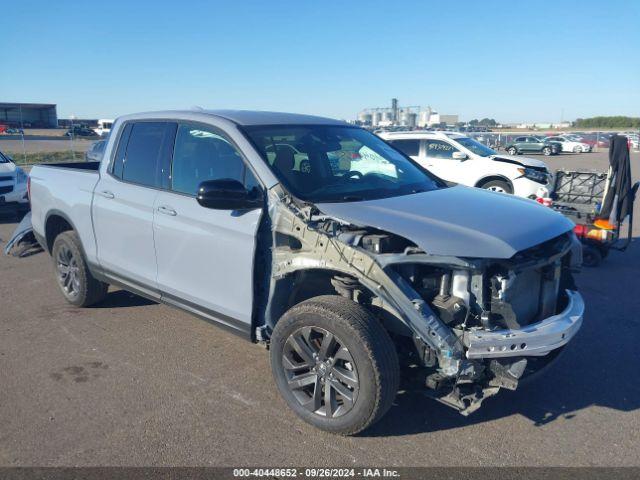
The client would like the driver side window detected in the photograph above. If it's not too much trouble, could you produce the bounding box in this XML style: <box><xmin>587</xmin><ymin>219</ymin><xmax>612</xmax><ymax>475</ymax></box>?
<box><xmin>425</xmin><ymin>140</ymin><xmax>458</xmax><ymax>159</ymax></box>
<box><xmin>171</xmin><ymin>123</ymin><xmax>258</xmax><ymax>196</ymax></box>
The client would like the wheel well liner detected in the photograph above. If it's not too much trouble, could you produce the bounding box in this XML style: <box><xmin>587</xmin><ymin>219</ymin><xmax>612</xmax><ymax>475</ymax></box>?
<box><xmin>265</xmin><ymin>268</ymin><xmax>412</xmax><ymax>339</ymax></box>
<box><xmin>44</xmin><ymin>211</ymin><xmax>75</xmax><ymax>253</ymax></box>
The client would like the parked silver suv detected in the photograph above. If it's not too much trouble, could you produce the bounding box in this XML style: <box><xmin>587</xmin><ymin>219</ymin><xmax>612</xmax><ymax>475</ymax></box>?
<box><xmin>20</xmin><ymin>110</ymin><xmax>584</xmax><ymax>434</ymax></box>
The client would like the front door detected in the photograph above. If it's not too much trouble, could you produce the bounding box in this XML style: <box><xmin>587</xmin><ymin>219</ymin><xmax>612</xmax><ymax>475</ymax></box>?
<box><xmin>153</xmin><ymin>122</ymin><xmax>263</xmax><ymax>332</ymax></box>
<box><xmin>422</xmin><ymin>139</ymin><xmax>466</xmax><ymax>183</ymax></box>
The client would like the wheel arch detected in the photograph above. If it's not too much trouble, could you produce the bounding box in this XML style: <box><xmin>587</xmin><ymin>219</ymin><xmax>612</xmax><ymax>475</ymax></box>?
<box><xmin>265</xmin><ymin>268</ymin><xmax>411</xmax><ymax>338</ymax></box>
<box><xmin>44</xmin><ymin>209</ymin><xmax>77</xmax><ymax>253</ymax></box>
<box><xmin>474</xmin><ymin>175</ymin><xmax>514</xmax><ymax>191</ymax></box>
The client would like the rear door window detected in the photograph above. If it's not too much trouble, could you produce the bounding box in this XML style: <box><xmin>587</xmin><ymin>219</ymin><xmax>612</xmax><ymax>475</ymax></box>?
<box><xmin>121</xmin><ymin>122</ymin><xmax>173</xmax><ymax>188</ymax></box>
<box><xmin>388</xmin><ymin>139</ymin><xmax>420</xmax><ymax>157</ymax></box>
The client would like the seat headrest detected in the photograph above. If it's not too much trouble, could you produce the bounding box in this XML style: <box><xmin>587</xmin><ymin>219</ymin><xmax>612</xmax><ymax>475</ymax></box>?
<box><xmin>274</xmin><ymin>146</ymin><xmax>295</xmax><ymax>172</ymax></box>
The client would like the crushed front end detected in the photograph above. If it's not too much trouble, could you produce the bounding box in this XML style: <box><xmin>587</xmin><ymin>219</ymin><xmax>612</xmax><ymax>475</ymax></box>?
<box><xmin>265</xmin><ymin>190</ymin><xmax>584</xmax><ymax>415</ymax></box>
<box><xmin>385</xmin><ymin>231</ymin><xmax>584</xmax><ymax>414</ymax></box>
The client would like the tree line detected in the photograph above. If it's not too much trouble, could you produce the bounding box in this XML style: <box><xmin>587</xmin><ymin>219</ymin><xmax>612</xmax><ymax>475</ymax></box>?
<box><xmin>573</xmin><ymin>116</ymin><xmax>640</xmax><ymax>128</ymax></box>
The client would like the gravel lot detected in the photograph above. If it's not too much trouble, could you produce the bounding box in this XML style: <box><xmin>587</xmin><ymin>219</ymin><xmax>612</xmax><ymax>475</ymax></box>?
<box><xmin>0</xmin><ymin>151</ymin><xmax>638</xmax><ymax>467</ymax></box>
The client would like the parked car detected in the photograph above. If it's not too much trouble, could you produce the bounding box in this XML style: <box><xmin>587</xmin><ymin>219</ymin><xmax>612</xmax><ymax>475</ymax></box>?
<box><xmin>503</xmin><ymin>136</ymin><xmax>560</xmax><ymax>156</ymax></box>
<box><xmin>14</xmin><ymin>110</ymin><xmax>584</xmax><ymax>435</ymax></box>
<box><xmin>544</xmin><ymin>136</ymin><xmax>592</xmax><ymax>153</ymax></box>
<box><xmin>379</xmin><ymin>131</ymin><xmax>552</xmax><ymax>197</ymax></box>
<box><xmin>65</xmin><ymin>125</ymin><xmax>97</xmax><ymax>137</ymax></box>
<box><xmin>93</xmin><ymin>119</ymin><xmax>114</xmax><ymax>137</ymax></box>
<box><xmin>0</xmin><ymin>150</ymin><xmax>29</xmax><ymax>215</ymax></box>
<box><xmin>85</xmin><ymin>139</ymin><xmax>107</xmax><ymax>162</ymax></box>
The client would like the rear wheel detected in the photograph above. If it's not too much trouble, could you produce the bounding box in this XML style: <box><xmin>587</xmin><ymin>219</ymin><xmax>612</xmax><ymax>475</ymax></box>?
<box><xmin>480</xmin><ymin>179</ymin><xmax>513</xmax><ymax>194</ymax></box>
<box><xmin>270</xmin><ymin>295</ymin><xmax>399</xmax><ymax>435</ymax></box>
<box><xmin>52</xmin><ymin>231</ymin><xmax>108</xmax><ymax>307</ymax></box>
<box><xmin>507</xmin><ymin>146</ymin><xmax>518</xmax><ymax>155</ymax></box>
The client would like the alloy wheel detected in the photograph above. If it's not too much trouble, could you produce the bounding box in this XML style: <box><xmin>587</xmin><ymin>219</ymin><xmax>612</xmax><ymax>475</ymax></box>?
<box><xmin>282</xmin><ymin>326</ymin><xmax>359</xmax><ymax>418</ymax></box>
<box><xmin>486</xmin><ymin>185</ymin><xmax>507</xmax><ymax>193</ymax></box>
<box><xmin>56</xmin><ymin>244</ymin><xmax>81</xmax><ymax>298</ymax></box>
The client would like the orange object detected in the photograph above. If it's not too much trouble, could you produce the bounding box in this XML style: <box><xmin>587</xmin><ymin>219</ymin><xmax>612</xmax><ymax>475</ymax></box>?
<box><xmin>593</xmin><ymin>218</ymin><xmax>616</xmax><ymax>230</ymax></box>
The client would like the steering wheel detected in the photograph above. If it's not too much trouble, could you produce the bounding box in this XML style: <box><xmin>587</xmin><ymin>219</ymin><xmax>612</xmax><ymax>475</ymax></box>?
<box><xmin>340</xmin><ymin>171</ymin><xmax>363</xmax><ymax>181</ymax></box>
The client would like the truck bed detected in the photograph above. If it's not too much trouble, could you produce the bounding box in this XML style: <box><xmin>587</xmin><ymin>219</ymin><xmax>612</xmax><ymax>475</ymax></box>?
<box><xmin>38</xmin><ymin>161</ymin><xmax>101</xmax><ymax>171</ymax></box>
<box><xmin>29</xmin><ymin>161</ymin><xmax>102</xmax><ymax>262</ymax></box>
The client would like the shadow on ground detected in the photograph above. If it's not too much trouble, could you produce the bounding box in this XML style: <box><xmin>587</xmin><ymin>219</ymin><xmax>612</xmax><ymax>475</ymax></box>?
<box><xmin>365</xmin><ymin>241</ymin><xmax>640</xmax><ymax>437</ymax></box>
<box><xmin>90</xmin><ymin>289</ymin><xmax>157</xmax><ymax>308</ymax></box>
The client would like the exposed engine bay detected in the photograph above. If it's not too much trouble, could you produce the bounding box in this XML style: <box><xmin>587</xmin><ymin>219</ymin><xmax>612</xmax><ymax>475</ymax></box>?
<box><xmin>259</xmin><ymin>186</ymin><xmax>584</xmax><ymax>415</ymax></box>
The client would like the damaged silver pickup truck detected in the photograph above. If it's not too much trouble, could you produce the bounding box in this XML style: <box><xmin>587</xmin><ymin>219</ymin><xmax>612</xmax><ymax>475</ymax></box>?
<box><xmin>11</xmin><ymin>110</ymin><xmax>584</xmax><ymax>435</ymax></box>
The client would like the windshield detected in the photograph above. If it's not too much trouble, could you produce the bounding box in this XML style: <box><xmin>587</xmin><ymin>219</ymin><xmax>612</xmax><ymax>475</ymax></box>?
<box><xmin>0</xmin><ymin>151</ymin><xmax>9</xmax><ymax>163</ymax></box>
<box><xmin>454</xmin><ymin>137</ymin><xmax>496</xmax><ymax>157</ymax></box>
<box><xmin>244</xmin><ymin>125</ymin><xmax>442</xmax><ymax>203</ymax></box>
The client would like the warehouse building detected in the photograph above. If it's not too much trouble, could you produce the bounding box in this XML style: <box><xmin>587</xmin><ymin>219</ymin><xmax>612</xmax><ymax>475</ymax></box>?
<box><xmin>0</xmin><ymin>102</ymin><xmax>58</xmax><ymax>128</ymax></box>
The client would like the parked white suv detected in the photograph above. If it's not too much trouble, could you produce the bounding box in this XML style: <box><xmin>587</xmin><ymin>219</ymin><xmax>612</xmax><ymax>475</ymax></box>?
<box><xmin>545</xmin><ymin>136</ymin><xmax>592</xmax><ymax>153</ymax></box>
<box><xmin>0</xmin><ymin>150</ymin><xmax>29</xmax><ymax>215</ymax></box>
<box><xmin>378</xmin><ymin>131</ymin><xmax>551</xmax><ymax>198</ymax></box>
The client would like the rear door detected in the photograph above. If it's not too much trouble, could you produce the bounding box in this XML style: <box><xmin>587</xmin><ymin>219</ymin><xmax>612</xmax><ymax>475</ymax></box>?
<box><xmin>152</xmin><ymin>122</ymin><xmax>263</xmax><ymax>332</ymax></box>
<box><xmin>387</xmin><ymin>139</ymin><xmax>421</xmax><ymax>161</ymax></box>
<box><xmin>515</xmin><ymin>137</ymin><xmax>529</xmax><ymax>151</ymax></box>
<box><xmin>92</xmin><ymin>121</ymin><xmax>175</xmax><ymax>292</ymax></box>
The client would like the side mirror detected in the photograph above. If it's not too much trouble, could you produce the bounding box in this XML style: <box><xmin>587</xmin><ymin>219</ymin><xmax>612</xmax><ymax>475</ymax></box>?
<box><xmin>196</xmin><ymin>179</ymin><xmax>263</xmax><ymax>210</ymax></box>
<box><xmin>452</xmin><ymin>151</ymin><xmax>468</xmax><ymax>160</ymax></box>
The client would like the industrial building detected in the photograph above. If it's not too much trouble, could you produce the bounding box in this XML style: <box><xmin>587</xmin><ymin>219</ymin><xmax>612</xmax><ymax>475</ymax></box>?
<box><xmin>0</xmin><ymin>102</ymin><xmax>58</xmax><ymax>128</ymax></box>
<box><xmin>357</xmin><ymin>98</ymin><xmax>458</xmax><ymax>128</ymax></box>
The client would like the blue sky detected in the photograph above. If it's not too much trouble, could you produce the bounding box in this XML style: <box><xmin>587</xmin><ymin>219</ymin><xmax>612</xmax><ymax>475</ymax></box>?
<box><xmin>2</xmin><ymin>0</ymin><xmax>639</xmax><ymax>123</ymax></box>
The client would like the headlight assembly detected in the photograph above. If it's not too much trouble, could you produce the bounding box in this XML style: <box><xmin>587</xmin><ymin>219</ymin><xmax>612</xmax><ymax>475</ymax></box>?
<box><xmin>518</xmin><ymin>167</ymin><xmax>549</xmax><ymax>184</ymax></box>
<box><xmin>16</xmin><ymin>168</ymin><xmax>28</xmax><ymax>184</ymax></box>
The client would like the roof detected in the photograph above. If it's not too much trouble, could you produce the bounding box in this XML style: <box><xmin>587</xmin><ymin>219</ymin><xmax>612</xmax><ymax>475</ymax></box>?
<box><xmin>200</xmin><ymin>109</ymin><xmax>347</xmax><ymax>126</ymax></box>
<box><xmin>121</xmin><ymin>109</ymin><xmax>345</xmax><ymax>126</ymax></box>
<box><xmin>117</xmin><ymin>109</ymin><xmax>349</xmax><ymax>128</ymax></box>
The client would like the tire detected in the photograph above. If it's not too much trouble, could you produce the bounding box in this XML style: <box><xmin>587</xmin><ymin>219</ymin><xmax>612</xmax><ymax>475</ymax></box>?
<box><xmin>542</xmin><ymin>146</ymin><xmax>552</xmax><ymax>156</ymax></box>
<box><xmin>270</xmin><ymin>295</ymin><xmax>399</xmax><ymax>435</ymax></box>
<box><xmin>51</xmin><ymin>231</ymin><xmax>108</xmax><ymax>307</ymax></box>
<box><xmin>480</xmin><ymin>179</ymin><xmax>513</xmax><ymax>194</ymax></box>
<box><xmin>581</xmin><ymin>244</ymin><xmax>602</xmax><ymax>267</ymax></box>
<box><xmin>507</xmin><ymin>147</ymin><xmax>518</xmax><ymax>155</ymax></box>
<box><xmin>573</xmin><ymin>145</ymin><xmax>583</xmax><ymax>153</ymax></box>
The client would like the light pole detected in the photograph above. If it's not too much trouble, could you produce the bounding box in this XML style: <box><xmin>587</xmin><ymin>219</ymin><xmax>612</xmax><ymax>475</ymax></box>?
<box><xmin>69</xmin><ymin>115</ymin><xmax>76</xmax><ymax>160</ymax></box>
<box><xmin>19</xmin><ymin>104</ymin><xmax>26</xmax><ymax>164</ymax></box>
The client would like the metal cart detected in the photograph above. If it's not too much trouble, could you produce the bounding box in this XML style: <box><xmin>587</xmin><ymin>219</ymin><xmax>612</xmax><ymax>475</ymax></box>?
<box><xmin>550</xmin><ymin>138</ymin><xmax>638</xmax><ymax>267</ymax></box>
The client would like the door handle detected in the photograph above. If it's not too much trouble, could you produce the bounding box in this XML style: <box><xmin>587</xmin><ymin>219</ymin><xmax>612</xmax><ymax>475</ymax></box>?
<box><xmin>157</xmin><ymin>205</ymin><xmax>177</xmax><ymax>216</ymax></box>
<box><xmin>97</xmin><ymin>190</ymin><xmax>115</xmax><ymax>199</ymax></box>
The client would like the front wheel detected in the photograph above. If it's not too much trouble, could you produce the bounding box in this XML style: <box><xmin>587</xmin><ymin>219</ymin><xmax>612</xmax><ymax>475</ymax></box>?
<box><xmin>573</xmin><ymin>145</ymin><xmax>583</xmax><ymax>153</ymax></box>
<box><xmin>480</xmin><ymin>179</ymin><xmax>513</xmax><ymax>194</ymax></box>
<box><xmin>270</xmin><ymin>295</ymin><xmax>399</xmax><ymax>435</ymax></box>
<box><xmin>542</xmin><ymin>146</ymin><xmax>552</xmax><ymax>156</ymax></box>
<box><xmin>52</xmin><ymin>231</ymin><xmax>109</xmax><ymax>307</ymax></box>
<box><xmin>507</xmin><ymin>147</ymin><xmax>518</xmax><ymax>155</ymax></box>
